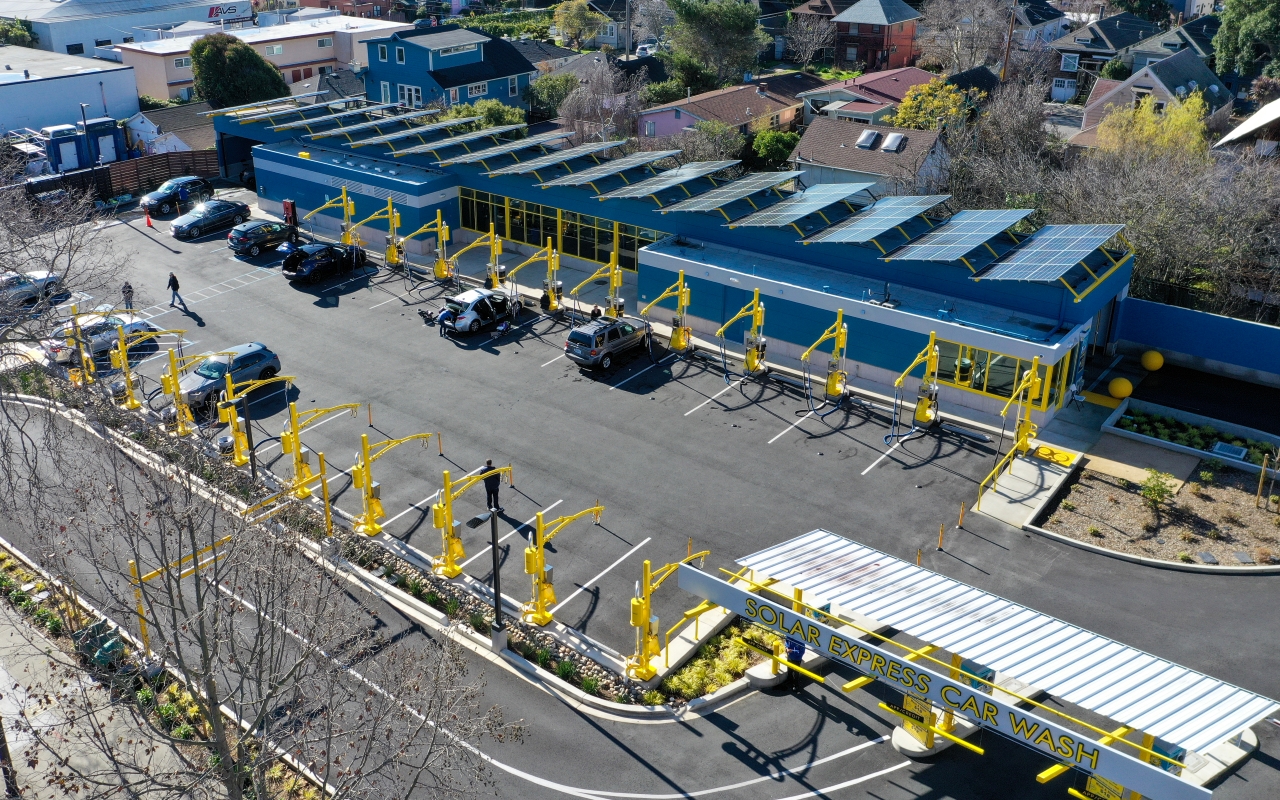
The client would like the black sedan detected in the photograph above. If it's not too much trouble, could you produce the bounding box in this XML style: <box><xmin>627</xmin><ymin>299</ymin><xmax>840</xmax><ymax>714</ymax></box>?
<box><xmin>281</xmin><ymin>243</ymin><xmax>366</xmax><ymax>283</ymax></box>
<box><xmin>170</xmin><ymin>200</ymin><xmax>251</xmax><ymax>239</ymax></box>
<box><xmin>228</xmin><ymin>219</ymin><xmax>298</xmax><ymax>256</ymax></box>
<box><xmin>140</xmin><ymin>176</ymin><xmax>212</xmax><ymax>215</ymax></box>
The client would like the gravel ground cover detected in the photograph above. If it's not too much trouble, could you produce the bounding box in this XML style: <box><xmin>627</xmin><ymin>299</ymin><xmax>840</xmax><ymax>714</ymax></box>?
<box><xmin>1038</xmin><ymin>459</ymin><xmax>1280</xmax><ymax>566</ymax></box>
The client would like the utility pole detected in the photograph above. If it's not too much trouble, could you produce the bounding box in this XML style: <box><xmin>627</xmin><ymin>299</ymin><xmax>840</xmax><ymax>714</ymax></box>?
<box><xmin>999</xmin><ymin>4</ymin><xmax>1018</xmax><ymax>82</ymax></box>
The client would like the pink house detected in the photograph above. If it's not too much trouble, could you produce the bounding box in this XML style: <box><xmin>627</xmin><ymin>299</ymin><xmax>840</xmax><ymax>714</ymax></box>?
<box><xmin>637</xmin><ymin>73</ymin><xmax>827</xmax><ymax>138</ymax></box>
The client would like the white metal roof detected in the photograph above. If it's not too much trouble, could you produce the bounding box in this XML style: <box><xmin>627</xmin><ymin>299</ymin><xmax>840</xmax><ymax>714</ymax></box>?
<box><xmin>1214</xmin><ymin>96</ymin><xmax>1280</xmax><ymax>148</ymax></box>
<box><xmin>737</xmin><ymin>529</ymin><xmax>1277</xmax><ymax>754</ymax></box>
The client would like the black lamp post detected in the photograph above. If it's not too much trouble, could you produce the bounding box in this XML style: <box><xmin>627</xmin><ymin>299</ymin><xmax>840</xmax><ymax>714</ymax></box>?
<box><xmin>465</xmin><ymin>509</ymin><xmax>505</xmax><ymax>650</ymax></box>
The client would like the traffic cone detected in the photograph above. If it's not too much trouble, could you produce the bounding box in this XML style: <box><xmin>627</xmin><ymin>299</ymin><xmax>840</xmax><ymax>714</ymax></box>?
<box><xmin>144</xmin><ymin>207</ymin><xmax>153</xmax><ymax>228</ymax></box>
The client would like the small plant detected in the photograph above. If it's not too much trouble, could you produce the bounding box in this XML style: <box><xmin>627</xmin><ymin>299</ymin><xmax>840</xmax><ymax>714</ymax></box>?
<box><xmin>1087</xmin><ymin>526</ymin><xmax>1104</xmax><ymax>538</ymax></box>
<box><xmin>556</xmin><ymin>660</ymin><xmax>577</xmax><ymax>680</ymax></box>
<box><xmin>1206</xmin><ymin>458</ymin><xmax>1224</xmax><ymax>472</ymax></box>
<box><xmin>1220</xmin><ymin>511</ymin><xmax>1242</xmax><ymax>525</ymax></box>
<box><xmin>642</xmin><ymin>689</ymin><xmax>666</xmax><ymax>706</ymax></box>
<box><xmin>1107</xmin><ymin>494</ymin><xmax>1119</xmax><ymax>504</ymax></box>
<box><xmin>424</xmin><ymin>591</ymin><xmax>441</xmax><ymax>608</ymax></box>
<box><xmin>469</xmin><ymin>612</ymin><xmax>490</xmax><ymax>635</ymax></box>
<box><xmin>444</xmin><ymin>597</ymin><xmax>461</xmax><ymax>617</ymax></box>
<box><xmin>136</xmin><ymin>687</ymin><xmax>155</xmax><ymax>707</ymax></box>
<box><xmin>156</xmin><ymin>703</ymin><xmax>179</xmax><ymax>727</ymax></box>
<box><xmin>535</xmin><ymin>648</ymin><xmax>552</xmax><ymax>668</ymax></box>
<box><xmin>1184</xmin><ymin>482</ymin><xmax>1199</xmax><ymax>495</ymax></box>
<box><xmin>1177</xmin><ymin>552</ymin><xmax>1194</xmax><ymax>563</ymax></box>
<box><xmin>1117</xmin><ymin>478</ymin><xmax>1131</xmax><ymax>489</ymax></box>
<box><xmin>1271</xmin><ymin>495</ymin><xmax>1280</xmax><ymax>508</ymax></box>
<box><xmin>172</xmin><ymin>723</ymin><xmax>195</xmax><ymax>740</ymax></box>
<box><xmin>1142</xmin><ymin>521</ymin><xmax>1157</xmax><ymax>533</ymax></box>
<box><xmin>406</xmin><ymin>579</ymin><xmax>425</xmax><ymax>598</ymax></box>
<box><xmin>1206</xmin><ymin>529</ymin><xmax>1223</xmax><ymax>540</ymax></box>
<box><xmin>1199</xmin><ymin>471</ymin><xmax>1215</xmax><ymax>485</ymax></box>
<box><xmin>1140</xmin><ymin>469</ymin><xmax>1176</xmax><ymax>510</ymax></box>
<box><xmin>17</xmin><ymin>599</ymin><xmax>35</xmax><ymax>614</ymax></box>
<box><xmin>34</xmin><ymin>607</ymin><xmax>54</xmax><ymax>625</ymax></box>
<box><xmin>581</xmin><ymin>676</ymin><xmax>600</xmax><ymax>695</ymax></box>
<box><xmin>44</xmin><ymin>616</ymin><xmax>62</xmax><ymax>636</ymax></box>
<box><xmin>1256</xmin><ymin>547</ymin><xmax>1275</xmax><ymax>564</ymax></box>
<box><xmin>1060</xmin><ymin>500</ymin><xmax>1077</xmax><ymax>511</ymax></box>
<box><xmin>8</xmin><ymin>589</ymin><xmax>26</xmax><ymax>605</ymax></box>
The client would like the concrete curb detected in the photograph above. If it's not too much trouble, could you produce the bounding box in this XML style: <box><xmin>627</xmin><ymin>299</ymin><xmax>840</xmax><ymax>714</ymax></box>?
<box><xmin>1021</xmin><ymin>523</ymin><xmax>1280</xmax><ymax>575</ymax></box>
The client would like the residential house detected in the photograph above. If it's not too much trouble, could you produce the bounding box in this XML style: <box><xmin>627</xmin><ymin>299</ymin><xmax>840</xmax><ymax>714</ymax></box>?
<box><xmin>946</xmin><ymin>65</ymin><xmax>1000</xmax><ymax>98</ymax></box>
<box><xmin>1124</xmin><ymin>15</ymin><xmax>1250</xmax><ymax>100</ymax></box>
<box><xmin>509</xmin><ymin>38</ymin><xmax>583</xmax><ymax>75</ymax></box>
<box><xmin>295</xmin><ymin>0</ymin><xmax>411</xmax><ymax>23</ymax></box>
<box><xmin>362</xmin><ymin>25</ymin><xmax>538</xmax><ymax>109</ymax></box>
<box><xmin>290</xmin><ymin>68</ymin><xmax>370</xmax><ymax>99</ymax></box>
<box><xmin>1048</xmin><ymin>12</ymin><xmax>1161</xmax><ymax>102</ymax></box>
<box><xmin>832</xmin><ymin>0</ymin><xmax>920</xmax><ymax>70</ymax></box>
<box><xmin>795</xmin><ymin>66</ymin><xmax>935</xmax><ymax>124</ymax></box>
<box><xmin>124</xmin><ymin>101</ymin><xmax>215</xmax><ymax>154</ymax></box>
<box><xmin>1069</xmin><ymin>48</ymin><xmax>1234</xmax><ymax>148</ymax></box>
<box><xmin>551</xmin><ymin>53</ymin><xmax>668</xmax><ymax>84</ymax></box>
<box><xmin>114</xmin><ymin>17</ymin><xmax>414</xmax><ymax>100</ymax></box>
<box><xmin>637</xmin><ymin>73</ymin><xmax>827</xmax><ymax>138</ymax></box>
<box><xmin>1213</xmin><ymin>96</ymin><xmax>1280</xmax><ymax>156</ymax></box>
<box><xmin>792</xmin><ymin>0</ymin><xmax>858</xmax><ymax>23</ymax></box>
<box><xmin>587</xmin><ymin>0</ymin><xmax>625</xmax><ymax>50</ymax></box>
<box><xmin>789</xmin><ymin>116</ymin><xmax>947</xmax><ymax>192</ymax></box>
<box><xmin>1014</xmin><ymin>0</ymin><xmax>1068</xmax><ymax>47</ymax></box>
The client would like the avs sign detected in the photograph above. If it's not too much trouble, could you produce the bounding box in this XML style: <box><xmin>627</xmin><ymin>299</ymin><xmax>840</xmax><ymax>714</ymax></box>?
<box><xmin>676</xmin><ymin>566</ymin><xmax>1211</xmax><ymax>800</ymax></box>
<box><xmin>207</xmin><ymin>3</ymin><xmax>252</xmax><ymax>23</ymax></box>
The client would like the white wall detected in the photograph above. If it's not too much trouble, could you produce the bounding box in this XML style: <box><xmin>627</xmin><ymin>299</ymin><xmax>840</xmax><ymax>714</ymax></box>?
<box><xmin>31</xmin><ymin>5</ymin><xmax>220</xmax><ymax>57</ymax></box>
<box><xmin>0</xmin><ymin>69</ymin><xmax>140</xmax><ymax>134</ymax></box>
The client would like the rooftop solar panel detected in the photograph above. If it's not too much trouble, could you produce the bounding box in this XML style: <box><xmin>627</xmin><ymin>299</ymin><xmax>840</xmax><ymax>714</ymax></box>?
<box><xmin>973</xmin><ymin>224</ymin><xmax>1126</xmax><ymax>282</ymax></box>
<box><xmin>803</xmin><ymin>195</ymin><xmax>951</xmax><ymax>244</ymax></box>
<box><xmin>539</xmin><ymin>150</ymin><xmax>682</xmax><ymax>187</ymax></box>
<box><xmin>350</xmin><ymin>117</ymin><xmax>481</xmax><ymax>148</ymax></box>
<box><xmin>596</xmin><ymin>161</ymin><xmax>740</xmax><ymax>199</ymax></box>
<box><xmin>203</xmin><ymin>91</ymin><xmax>328</xmax><ymax>116</ymax></box>
<box><xmin>269</xmin><ymin>103</ymin><xmax>398</xmax><ymax>131</ymax></box>
<box><xmin>659</xmin><ymin>171</ymin><xmax>804</xmax><ymax>213</ymax></box>
<box><xmin>304</xmin><ymin>108</ymin><xmax>443</xmax><ymax>139</ymax></box>
<box><xmin>727</xmin><ymin>183</ymin><xmax>874</xmax><ymax>227</ymax></box>
<box><xmin>883</xmin><ymin>208</ymin><xmax>1034</xmax><ymax>262</ymax></box>
<box><xmin>392</xmin><ymin>124</ymin><xmax>529</xmax><ymax>157</ymax></box>
<box><xmin>439</xmin><ymin>131</ymin><xmax>572</xmax><ymax>164</ymax></box>
<box><xmin>487</xmin><ymin>140</ymin><xmax>622</xmax><ymax>176</ymax></box>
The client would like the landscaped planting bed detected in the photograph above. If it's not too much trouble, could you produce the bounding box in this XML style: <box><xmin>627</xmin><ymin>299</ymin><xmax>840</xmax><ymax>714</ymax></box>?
<box><xmin>1038</xmin><ymin>460</ymin><xmax>1280</xmax><ymax>566</ymax></box>
<box><xmin>651</xmin><ymin>620</ymin><xmax>780</xmax><ymax>706</ymax></box>
<box><xmin>1114</xmin><ymin>408</ymin><xmax>1275</xmax><ymax>466</ymax></box>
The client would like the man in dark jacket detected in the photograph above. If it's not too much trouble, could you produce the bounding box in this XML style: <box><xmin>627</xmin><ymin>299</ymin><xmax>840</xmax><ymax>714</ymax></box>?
<box><xmin>167</xmin><ymin>273</ymin><xmax>186</xmax><ymax>309</ymax></box>
<box><xmin>482</xmin><ymin>459</ymin><xmax>502</xmax><ymax>512</ymax></box>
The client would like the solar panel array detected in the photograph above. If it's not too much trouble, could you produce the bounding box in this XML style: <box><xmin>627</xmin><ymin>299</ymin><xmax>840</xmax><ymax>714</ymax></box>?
<box><xmin>435</xmin><ymin>130</ymin><xmax>564</xmax><ymax>163</ymax></box>
<box><xmin>540</xmin><ymin>150</ymin><xmax>682</xmax><ymax>187</ymax></box>
<box><xmin>803</xmin><ymin>195</ymin><xmax>950</xmax><ymax>244</ymax></box>
<box><xmin>205</xmin><ymin>91</ymin><xmax>328</xmax><ymax>116</ymax></box>
<box><xmin>974</xmin><ymin>224</ymin><xmax>1126</xmax><ymax>282</ymax></box>
<box><xmin>596</xmin><ymin>161</ymin><xmax>740</xmax><ymax>200</ymax></box>
<box><xmin>659</xmin><ymin>171</ymin><xmax>803</xmax><ymax>213</ymax></box>
<box><xmin>883</xmin><ymin>208</ymin><xmax>1034</xmax><ymax>262</ymax></box>
<box><xmin>304</xmin><ymin>109</ymin><xmax>443</xmax><ymax>139</ymax></box>
<box><xmin>487</xmin><ymin>140</ymin><xmax>621</xmax><ymax>176</ymax></box>
<box><xmin>728</xmin><ymin>183</ymin><xmax>874</xmax><ymax>227</ymax></box>
<box><xmin>270</xmin><ymin>103</ymin><xmax>399</xmax><ymax>131</ymax></box>
<box><xmin>232</xmin><ymin>102</ymin><xmax>312</xmax><ymax>122</ymax></box>
<box><xmin>351</xmin><ymin>118</ymin><xmax>466</xmax><ymax>148</ymax></box>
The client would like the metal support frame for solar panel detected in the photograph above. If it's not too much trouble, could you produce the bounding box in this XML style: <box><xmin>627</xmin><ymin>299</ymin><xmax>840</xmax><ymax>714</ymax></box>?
<box><xmin>658</xmin><ymin>171</ymin><xmax>804</xmax><ymax>218</ymax></box>
<box><xmin>393</xmin><ymin>124</ymin><xmax>525</xmax><ymax>158</ymax></box>
<box><xmin>234</xmin><ymin>100</ymin><xmax>330</xmax><ymax>123</ymax></box>
<box><xmin>540</xmin><ymin>150</ymin><xmax>682</xmax><ymax>188</ymax></box>
<box><xmin>201</xmin><ymin>91</ymin><xmax>328</xmax><ymax>116</ymax></box>
<box><xmin>880</xmin><ymin>208</ymin><xmax>1034</xmax><ymax>266</ymax></box>
<box><xmin>727</xmin><ymin>183</ymin><xmax>874</xmax><ymax>231</ymax></box>
<box><xmin>305</xmin><ymin>108</ymin><xmax>444</xmax><ymax>139</ymax></box>
<box><xmin>348</xmin><ymin>115</ymin><xmax>471</xmax><ymax>148</ymax></box>
<box><xmin>269</xmin><ymin>103</ymin><xmax>399</xmax><ymax>132</ymax></box>
<box><xmin>973</xmin><ymin>224</ymin><xmax>1129</xmax><ymax>303</ymax></box>
<box><xmin>802</xmin><ymin>195</ymin><xmax>951</xmax><ymax>250</ymax></box>
<box><xmin>486</xmin><ymin>140</ymin><xmax>622</xmax><ymax>176</ymax></box>
<box><xmin>436</xmin><ymin>131</ymin><xmax>572</xmax><ymax>165</ymax></box>
<box><xmin>595</xmin><ymin>160</ymin><xmax>740</xmax><ymax>202</ymax></box>
<box><xmin>738</xmin><ymin>529</ymin><xmax>1278</xmax><ymax>761</ymax></box>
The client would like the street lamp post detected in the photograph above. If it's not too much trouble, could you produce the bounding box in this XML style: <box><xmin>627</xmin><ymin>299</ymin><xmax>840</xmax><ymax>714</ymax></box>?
<box><xmin>465</xmin><ymin>509</ymin><xmax>506</xmax><ymax>651</ymax></box>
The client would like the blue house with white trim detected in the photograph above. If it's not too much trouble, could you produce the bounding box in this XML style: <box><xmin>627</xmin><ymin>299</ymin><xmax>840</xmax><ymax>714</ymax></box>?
<box><xmin>361</xmin><ymin>25</ymin><xmax>538</xmax><ymax>110</ymax></box>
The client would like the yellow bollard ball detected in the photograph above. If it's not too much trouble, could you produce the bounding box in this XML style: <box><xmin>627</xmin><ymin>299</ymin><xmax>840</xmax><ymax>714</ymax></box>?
<box><xmin>1108</xmin><ymin>377</ymin><xmax>1133</xmax><ymax>399</ymax></box>
<box><xmin>1141</xmin><ymin>350</ymin><xmax>1164</xmax><ymax>371</ymax></box>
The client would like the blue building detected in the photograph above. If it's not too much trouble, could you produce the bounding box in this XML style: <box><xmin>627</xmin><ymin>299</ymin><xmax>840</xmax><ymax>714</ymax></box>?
<box><xmin>215</xmin><ymin>96</ymin><xmax>1135</xmax><ymax>424</ymax></box>
<box><xmin>361</xmin><ymin>25</ymin><xmax>537</xmax><ymax>110</ymax></box>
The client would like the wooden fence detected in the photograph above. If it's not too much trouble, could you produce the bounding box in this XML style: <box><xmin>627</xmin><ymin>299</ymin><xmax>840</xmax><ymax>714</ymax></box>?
<box><xmin>25</xmin><ymin>150</ymin><xmax>221</xmax><ymax>200</ymax></box>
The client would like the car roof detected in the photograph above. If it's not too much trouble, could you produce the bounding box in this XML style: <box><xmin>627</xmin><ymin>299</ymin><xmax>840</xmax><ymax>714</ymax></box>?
<box><xmin>298</xmin><ymin>242</ymin><xmax>332</xmax><ymax>253</ymax></box>
<box><xmin>238</xmin><ymin>219</ymin><xmax>271</xmax><ymax>228</ymax></box>
<box><xmin>204</xmin><ymin>342</ymin><xmax>267</xmax><ymax>361</ymax></box>
<box><xmin>452</xmin><ymin>288</ymin><xmax>495</xmax><ymax>303</ymax></box>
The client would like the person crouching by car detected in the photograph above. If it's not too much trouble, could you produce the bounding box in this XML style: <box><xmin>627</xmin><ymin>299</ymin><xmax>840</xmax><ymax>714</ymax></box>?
<box><xmin>436</xmin><ymin>306</ymin><xmax>454</xmax><ymax>337</ymax></box>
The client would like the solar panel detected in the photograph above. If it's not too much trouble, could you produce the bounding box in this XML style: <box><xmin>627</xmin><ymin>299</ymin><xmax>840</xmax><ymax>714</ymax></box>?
<box><xmin>539</xmin><ymin>150</ymin><xmax>682</xmax><ymax>187</ymax></box>
<box><xmin>487</xmin><ymin>140</ymin><xmax>622</xmax><ymax>176</ymax></box>
<box><xmin>233</xmin><ymin>102</ymin><xmax>319</xmax><ymax>122</ymax></box>
<box><xmin>270</xmin><ymin>103</ymin><xmax>399</xmax><ymax>131</ymax></box>
<box><xmin>727</xmin><ymin>183</ymin><xmax>874</xmax><ymax>227</ymax></box>
<box><xmin>439</xmin><ymin>131</ymin><xmax>572</xmax><ymax>164</ymax></box>
<box><xmin>305</xmin><ymin>109</ymin><xmax>444</xmax><ymax>139</ymax></box>
<box><xmin>973</xmin><ymin>224</ymin><xmax>1126</xmax><ymax>282</ymax></box>
<box><xmin>803</xmin><ymin>195</ymin><xmax>951</xmax><ymax>244</ymax></box>
<box><xmin>883</xmin><ymin>208</ymin><xmax>1034</xmax><ymax>262</ymax></box>
<box><xmin>351</xmin><ymin>117</ymin><xmax>480</xmax><ymax>148</ymax></box>
<box><xmin>659</xmin><ymin>171</ymin><xmax>803</xmax><ymax>213</ymax></box>
<box><xmin>596</xmin><ymin>161</ymin><xmax>740</xmax><ymax>199</ymax></box>
<box><xmin>203</xmin><ymin>91</ymin><xmax>328</xmax><ymax>116</ymax></box>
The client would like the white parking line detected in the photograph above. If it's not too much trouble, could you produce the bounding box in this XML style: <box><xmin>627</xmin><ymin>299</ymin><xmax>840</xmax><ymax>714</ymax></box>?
<box><xmin>768</xmin><ymin>411</ymin><xmax>812</xmax><ymax>444</ymax></box>
<box><xmin>549</xmin><ymin>536</ymin><xmax>651</xmax><ymax>614</ymax></box>
<box><xmin>685</xmin><ymin>379</ymin><xmax>743</xmax><ymax>416</ymax></box>
<box><xmin>257</xmin><ymin>407</ymin><xmax>353</xmax><ymax>454</ymax></box>
<box><xmin>247</xmin><ymin>386</ymin><xmax>289</xmax><ymax>409</ymax></box>
<box><xmin>381</xmin><ymin>489</ymin><xmax>441</xmax><ymax>526</ymax></box>
<box><xmin>369</xmin><ymin>286</ymin><xmax>420</xmax><ymax>309</ymax></box>
<box><xmin>459</xmin><ymin>499</ymin><xmax>564</xmax><ymax>568</ymax></box>
<box><xmin>135</xmin><ymin>340</ymin><xmax>199</xmax><ymax>367</ymax></box>
<box><xmin>860</xmin><ymin>441</ymin><xmax>901</xmax><ymax>475</ymax></box>
<box><xmin>541</xmin><ymin>354</ymin><xmax>565</xmax><ymax>368</ymax></box>
<box><xmin>608</xmin><ymin>354</ymin><xmax>675</xmax><ymax>391</ymax></box>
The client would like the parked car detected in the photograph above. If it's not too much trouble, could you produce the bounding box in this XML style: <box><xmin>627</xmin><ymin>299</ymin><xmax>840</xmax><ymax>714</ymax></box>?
<box><xmin>177</xmin><ymin>343</ymin><xmax>282</xmax><ymax>410</ymax></box>
<box><xmin>441</xmin><ymin>288</ymin><xmax>519</xmax><ymax>334</ymax></box>
<box><xmin>0</xmin><ymin>270</ymin><xmax>61</xmax><ymax>306</ymax></box>
<box><xmin>564</xmin><ymin>315</ymin><xmax>647</xmax><ymax>369</ymax></box>
<box><xmin>636</xmin><ymin>43</ymin><xmax>657</xmax><ymax>57</ymax></box>
<box><xmin>170</xmin><ymin>200</ymin><xmax>251</xmax><ymax>239</ymax></box>
<box><xmin>140</xmin><ymin>177</ymin><xmax>213</xmax><ymax>215</ymax></box>
<box><xmin>281</xmin><ymin>243</ymin><xmax>366</xmax><ymax>282</ymax></box>
<box><xmin>42</xmin><ymin>313</ymin><xmax>159</xmax><ymax>364</ymax></box>
<box><xmin>228</xmin><ymin>219</ymin><xmax>298</xmax><ymax>256</ymax></box>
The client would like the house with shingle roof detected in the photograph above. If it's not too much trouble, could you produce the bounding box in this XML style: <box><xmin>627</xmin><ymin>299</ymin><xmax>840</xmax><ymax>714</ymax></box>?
<box><xmin>1048</xmin><ymin>12</ymin><xmax>1161</xmax><ymax>101</ymax></box>
<box><xmin>637</xmin><ymin>72</ymin><xmax>827</xmax><ymax>138</ymax></box>
<box><xmin>831</xmin><ymin>0</ymin><xmax>921</xmax><ymax>70</ymax></box>
<box><xmin>795</xmin><ymin>66</ymin><xmax>935</xmax><ymax>123</ymax></box>
<box><xmin>361</xmin><ymin>24</ymin><xmax>538</xmax><ymax>109</ymax></box>
<box><xmin>789</xmin><ymin>116</ymin><xmax>947</xmax><ymax>192</ymax></box>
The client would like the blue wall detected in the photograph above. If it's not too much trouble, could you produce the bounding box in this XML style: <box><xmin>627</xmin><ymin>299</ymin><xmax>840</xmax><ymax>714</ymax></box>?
<box><xmin>363</xmin><ymin>32</ymin><xmax>532</xmax><ymax>110</ymax></box>
<box><xmin>1116</xmin><ymin>298</ymin><xmax>1280</xmax><ymax>377</ymax></box>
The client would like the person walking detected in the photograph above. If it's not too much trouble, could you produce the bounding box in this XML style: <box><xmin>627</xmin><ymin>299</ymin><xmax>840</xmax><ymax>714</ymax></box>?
<box><xmin>121</xmin><ymin>281</ymin><xmax>134</xmax><ymax>311</ymax></box>
<box><xmin>482</xmin><ymin>459</ymin><xmax>503</xmax><ymax>512</ymax></box>
<box><xmin>167</xmin><ymin>273</ymin><xmax>185</xmax><ymax>309</ymax></box>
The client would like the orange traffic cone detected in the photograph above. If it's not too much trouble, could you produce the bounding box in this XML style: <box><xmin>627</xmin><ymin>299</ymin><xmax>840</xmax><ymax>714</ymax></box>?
<box><xmin>144</xmin><ymin>207</ymin><xmax>153</xmax><ymax>228</ymax></box>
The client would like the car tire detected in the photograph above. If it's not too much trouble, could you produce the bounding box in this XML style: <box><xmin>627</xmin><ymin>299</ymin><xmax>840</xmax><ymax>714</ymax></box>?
<box><xmin>189</xmin><ymin>227</ymin><xmax>200</xmax><ymax>238</ymax></box>
<box><xmin>600</xmin><ymin>354</ymin><xmax>613</xmax><ymax>370</ymax></box>
<box><xmin>232</xmin><ymin>214</ymin><xmax>244</xmax><ymax>225</ymax></box>
<box><xmin>160</xmin><ymin>202</ymin><xmax>172</xmax><ymax>214</ymax></box>
<box><xmin>42</xmin><ymin>282</ymin><xmax>59</xmax><ymax>298</ymax></box>
<box><xmin>468</xmin><ymin>320</ymin><xmax>481</xmax><ymax>334</ymax></box>
<box><xmin>249</xmin><ymin>244</ymin><xmax>261</xmax><ymax>257</ymax></box>
<box><xmin>287</xmin><ymin>231</ymin><xmax>298</xmax><ymax>243</ymax></box>
<box><xmin>259</xmin><ymin>367</ymin><xmax>277</xmax><ymax>380</ymax></box>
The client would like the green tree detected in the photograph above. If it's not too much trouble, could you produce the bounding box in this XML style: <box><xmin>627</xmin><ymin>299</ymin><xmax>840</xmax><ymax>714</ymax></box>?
<box><xmin>189</xmin><ymin>33</ymin><xmax>289</xmax><ymax>109</ymax></box>
<box><xmin>554</xmin><ymin>0</ymin><xmax>609</xmax><ymax>49</ymax></box>
<box><xmin>886</xmin><ymin>78</ymin><xmax>969</xmax><ymax>130</ymax></box>
<box><xmin>1095</xmin><ymin>93</ymin><xmax>1208</xmax><ymax>158</ymax></box>
<box><xmin>656</xmin><ymin>50</ymin><xmax>721</xmax><ymax>95</ymax></box>
<box><xmin>1099</xmin><ymin>57</ymin><xmax>1131</xmax><ymax>81</ymax></box>
<box><xmin>438</xmin><ymin>99</ymin><xmax>527</xmax><ymax>134</ymax></box>
<box><xmin>668</xmin><ymin>0</ymin><xmax>771</xmax><ymax>83</ymax></box>
<box><xmin>1108</xmin><ymin>0</ymin><xmax>1172</xmax><ymax>24</ymax></box>
<box><xmin>1214</xmin><ymin>0</ymin><xmax>1280</xmax><ymax>78</ymax></box>
<box><xmin>527</xmin><ymin>72</ymin><xmax>577</xmax><ymax>115</ymax></box>
<box><xmin>138</xmin><ymin>95</ymin><xmax>172</xmax><ymax>111</ymax></box>
<box><xmin>751</xmin><ymin>130</ymin><xmax>799</xmax><ymax>167</ymax></box>
<box><xmin>0</xmin><ymin>18</ymin><xmax>36</xmax><ymax>47</ymax></box>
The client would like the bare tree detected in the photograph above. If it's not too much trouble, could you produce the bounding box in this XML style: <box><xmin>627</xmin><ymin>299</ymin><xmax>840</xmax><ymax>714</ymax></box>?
<box><xmin>918</xmin><ymin>0</ymin><xmax>1011</xmax><ymax>73</ymax></box>
<box><xmin>784</xmin><ymin>14</ymin><xmax>836</xmax><ymax>69</ymax></box>
<box><xmin>559</xmin><ymin>57</ymin><xmax>648</xmax><ymax>141</ymax></box>
<box><xmin>632</xmin><ymin>0</ymin><xmax>671</xmax><ymax>44</ymax></box>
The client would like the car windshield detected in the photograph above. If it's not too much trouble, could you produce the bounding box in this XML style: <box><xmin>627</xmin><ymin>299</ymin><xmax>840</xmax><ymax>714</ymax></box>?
<box><xmin>445</xmin><ymin>300</ymin><xmax>466</xmax><ymax>314</ymax></box>
<box><xmin>193</xmin><ymin>359</ymin><xmax>229</xmax><ymax>379</ymax></box>
<box><xmin>568</xmin><ymin>330</ymin><xmax>594</xmax><ymax>346</ymax></box>
<box><xmin>157</xmin><ymin>180</ymin><xmax>178</xmax><ymax>193</ymax></box>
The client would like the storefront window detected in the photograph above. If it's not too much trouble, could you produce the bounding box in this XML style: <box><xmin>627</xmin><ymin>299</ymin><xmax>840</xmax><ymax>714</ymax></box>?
<box><xmin>933</xmin><ymin>336</ymin><xmax>1058</xmax><ymax>410</ymax></box>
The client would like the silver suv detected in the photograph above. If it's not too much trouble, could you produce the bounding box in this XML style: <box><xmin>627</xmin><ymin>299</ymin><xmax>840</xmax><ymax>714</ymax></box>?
<box><xmin>0</xmin><ymin>270</ymin><xmax>60</xmax><ymax>305</ymax></box>
<box><xmin>564</xmin><ymin>316</ymin><xmax>647</xmax><ymax>369</ymax></box>
<box><xmin>178</xmin><ymin>342</ymin><xmax>282</xmax><ymax>411</ymax></box>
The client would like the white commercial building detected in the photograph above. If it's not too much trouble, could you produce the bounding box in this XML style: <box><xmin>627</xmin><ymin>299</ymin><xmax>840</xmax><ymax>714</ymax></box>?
<box><xmin>0</xmin><ymin>46</ymin><xmax>138</xmax><ymax>134</ymax></box>
<box><xmin>0</xmin><ymin>0</ymin><xmax>253</xmax><ymax>59</ymax></box>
